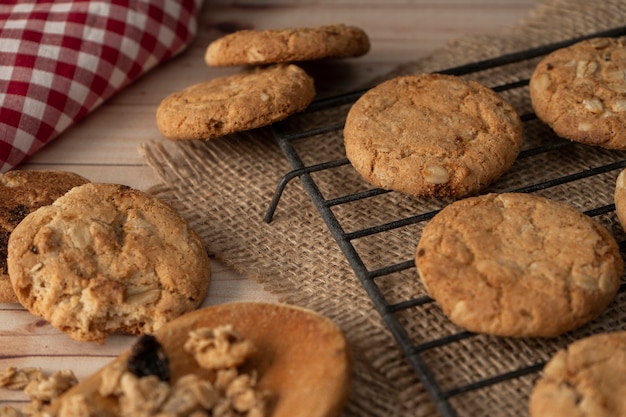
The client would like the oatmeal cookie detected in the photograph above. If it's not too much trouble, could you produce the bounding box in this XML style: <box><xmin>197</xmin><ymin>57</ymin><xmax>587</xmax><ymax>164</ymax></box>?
<box><xmin>44</xmin><ymin>303</ymin><xmax>351</xmax><ymax>417</ymax></box>
<box><xmin>529</xmin><ymin>36</ymin><xmax>626</xmax><ymax>149</ymax></box>
<box><xmin>0</xmin><ymin>170</ymin><xmax>89</xmax><ymax>303</ymax></box>
<box><xmin>415</xmin><ymin>192</ymin><xmax>622</xmax><ymax>338</ymax></box>
<box><xmin>343</xmin><ymin>73</ymin><xmax>523</xmax><ymax>197</ymax></box>
<box><xmin>613</xmin><ymin>167</ymin><xmax>626</xmax><ymax>230</ymax></box>
<box><xmin>156</xmin><ymin>64</ymin><xmax>315</xmax><ymax>141</ymax></box>
<box><xmin>529</xmin><ymin>331</ymin><xmax>626</xmax><ymax>417</ymax></box>
<box><xmin>205</xmin><ymin>24</ymin><xmax>370</xmax><ymax>67</ymax></box>
<box><xmin>7</xmin><ymin>183</ymin><xmax>211</xmax><ymax>343</ymax></box>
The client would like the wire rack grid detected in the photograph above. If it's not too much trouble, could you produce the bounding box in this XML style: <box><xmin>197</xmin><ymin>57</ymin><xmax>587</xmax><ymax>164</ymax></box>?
<box><xmin>264</xmin><ymin>26</ymin><xmax>626</xmax><ymax>417</ymax></box>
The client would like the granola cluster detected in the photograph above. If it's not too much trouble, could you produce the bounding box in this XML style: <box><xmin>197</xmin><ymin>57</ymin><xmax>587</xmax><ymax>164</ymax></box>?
<box><xmin>0</xmin><ymin>367</ymin><xmax>78</xmax><ymax>416</ymax></box>
<box><xmin>0</xmin><ymin>325</ymin><xmax>269</xmax><ymax>417</ymax></box>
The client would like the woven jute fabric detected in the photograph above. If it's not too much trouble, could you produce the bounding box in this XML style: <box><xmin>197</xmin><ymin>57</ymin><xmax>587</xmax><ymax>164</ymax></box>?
<box><xmin>141</xmin><ymin>1</ymin><xmax>626</xmax><ymax>416</ymax></box>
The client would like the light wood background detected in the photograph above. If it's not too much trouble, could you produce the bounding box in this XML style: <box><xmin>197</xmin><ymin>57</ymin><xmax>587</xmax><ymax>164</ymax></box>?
<box><xmin>1</xmin><ymin>0</ymin><xmax>541</xmax><ymax>409</ymax></box>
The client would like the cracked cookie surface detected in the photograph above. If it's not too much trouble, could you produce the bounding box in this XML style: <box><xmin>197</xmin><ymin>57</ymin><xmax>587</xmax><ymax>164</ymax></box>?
<box><xmin>529</xmin><ymin>36</ymin><xmax>626</xmax><ymax>149</ymax></box>
<box><xmin>7</xmin><ymin>183</ymin><xmax>211</xmax><ymax>343</ymax></box>
<box><xmin>343</xmin><ymin>73</ymin><xmax>523</xmax><ymax>197</ymax></box>
<box><xmin>156</xmin><ymin>64</ymin><xmax>315</xmax><ymax>141</ymax></box>
<box><xmin>0</xmin><ymin>170</ymin><xmax>89</xmax><ymax>303</ymax></box>
<box><xmin>415</xmin><ymin>192</ymin><xmax>622</xmax><ymax>337</ymax></box>
<box><xmin>205</xmin><ymin>24</ymin><xmax>370</xmax><ymax>66</ymax></box>
<box><xmin>529</xmin><ymin>331</ymin><xmax>626</xmax><ymax>417</ymax></box>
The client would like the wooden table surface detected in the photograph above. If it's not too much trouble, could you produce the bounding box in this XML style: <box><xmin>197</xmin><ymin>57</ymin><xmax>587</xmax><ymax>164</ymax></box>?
<box><xmin>1</xmin><ymin>0</ymin><xmax>541</xmax><ymax>409</ymax></box>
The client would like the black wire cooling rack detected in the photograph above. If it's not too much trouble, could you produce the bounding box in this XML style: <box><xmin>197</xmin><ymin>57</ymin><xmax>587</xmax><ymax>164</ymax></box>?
<box><xmin>264</xmin><ymin>26</ymin><xmax>626</xmax><ymax>417</ymax></box>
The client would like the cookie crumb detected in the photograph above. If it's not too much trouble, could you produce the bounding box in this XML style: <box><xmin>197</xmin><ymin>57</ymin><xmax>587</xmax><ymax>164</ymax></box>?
<box><xmin>184</xmin><ymin>325</ymin><xmax>256</xmax><ymax>370</ymax></box>
<box><xmin>0</xmin><ymin>367</ymin><xmax>44</xmax><ymax>391</ymax></box>
<box><xmin>0</xmin><ymin>367</ymin><xmax>78</xmax><ymax>416</ymax></box>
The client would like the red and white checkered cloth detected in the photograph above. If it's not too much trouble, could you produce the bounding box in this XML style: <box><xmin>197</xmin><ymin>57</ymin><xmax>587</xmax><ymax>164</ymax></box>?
<box><xmin>0</xmin><ymin>0</ymin><xmax>202</xmax><ymax>172</ymax></box>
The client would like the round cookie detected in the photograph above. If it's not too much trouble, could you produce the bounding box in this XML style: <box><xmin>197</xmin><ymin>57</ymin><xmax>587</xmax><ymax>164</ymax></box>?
<box><xmin>613</xmin><ymin>167</ymin><xmax>626</xmax><ymax>229</ymax></box>
<box><xmin>343</xmin><ymin>73</ymin><xmax>523</xmax><ymax>198</ymax></box>
<box><xmin>0</xmin><ymin>170</ymin><xmax>89</xmax><ymax>303</ymax></box>
<box><xmin>156</xmin><ymin>64</ymin><xmax>315</xmax><ymax>141</ymax></box>
<box><xmin>7</xmin><ymin>183</ymin><xmax>211</xmax><ymax>343</ymax></box>
<box><xmin>415</xmin><ymin>192</ymin><xmax>623</xmax><ymax>338</ymax></box>
<box><xmin>205</xmin><ymin>24</ymin><xmax>370</xmax><ymax>67</ymax></box>
<box><xmin>529</xmin><ymin>36</ymin><xmax>626</xmax><ymax>149</ymax></box>
<box><xmin>529</xmin><ymin>331</ymin><xmax>626</xmax><ymax>417</ymax></box>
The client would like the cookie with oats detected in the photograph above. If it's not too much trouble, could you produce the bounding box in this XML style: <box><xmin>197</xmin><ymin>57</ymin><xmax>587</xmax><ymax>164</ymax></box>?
<box><xmin>614</xmin><ymin>167</ymin><xmax>626</xmax><ymax>230</ymax></box>
<box><xmin>415</xmin><ymin>192</ymin><xmax>622</xmax><ymax>338</ymax></box>
<box><xmin>7</xmin><ymin>183</ymin><xmax>211</xmax><ymax>343</ymax></box>
<box><xmin>529</xmin><ymin>331</ymin><xmax>626</xmax><ymax>417</ymax></box>
<box><xmin>0</xmin><ymin>170</ymin><xmax>89</xmax><ymax>304</ymax></box>
<box><xmin>205</xmin><ymin>24</ymin><xmax>370</xmax><ymax>67</ymax></box>
<box><xmin>529</xmin><ymin>36</ymin><xmax>626</xmax><ymax>149</ymax></box>
<box><xmin>344</xmin><ymin>73</ymin><xmax>523</xmax><ymax>197</ymax></box>
<box><xmin>156</xmin><ymin>64</ymin><xmax>315</xmax><ymax>141</ymax></box>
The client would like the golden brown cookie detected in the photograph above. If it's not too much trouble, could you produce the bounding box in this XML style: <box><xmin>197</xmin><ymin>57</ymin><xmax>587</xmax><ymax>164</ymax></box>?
<box><xmin>343</xmin><ymin>73</ymin><xmax>523</xmax><ymax>198</ymax></box>
<box><xmin>415</xmin><ymin>192</ymin><xmax>623</xmax><ymax>338</ymax></box>
<box><xmin>205</xmin><ymin>24</ymin><xmax>370</xmax><ymax>67</ymax></box>
<box><xmin>614</xmin><ymin>167</ymin><xmax>626</xmax><ymax>230</ymax></box>
<box><xmin>529</xmin><ymin>36</ymin><xmax>626</xmax><ymax>149</ymax></box>
<box><xmin>7</xmin><ymin>183</ymin><xmax>211</xmax><ymax>344</ymax></box>
<box><xmin>0</xmin><ymin>170</ymin><xmax>89</xmax><ymax>304</ymax></box>
<box><xmin>156</xmin><ymin>64</ymin><xmax>315</xmax><ymax>141</ymax></box>
<box><xmin>529</xmin><ymin>331</ymin><xmax>626</xmax><ymax>417</ymax></box>
<box><xmin>45</xmin><ymin>302</ymin><xmax>351</xmax><ymax>417</ymax></box>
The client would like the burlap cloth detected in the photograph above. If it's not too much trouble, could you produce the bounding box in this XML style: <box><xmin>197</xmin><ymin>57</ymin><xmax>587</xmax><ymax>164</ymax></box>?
<box><xmin>140</xmin><ymin>1</ymin><xmax>626</xmax><ymax>416</ymax></box>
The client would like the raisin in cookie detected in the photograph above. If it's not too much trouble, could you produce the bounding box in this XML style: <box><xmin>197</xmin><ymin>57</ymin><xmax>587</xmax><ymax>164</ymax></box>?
<box><xmin>529</xmin><ymin>36</ymin><xmax>626</xmax><ymax>149</ymax></box>
<box><xmin>529</xmin><ymin>331</ymin><xmax>626</xmax><ymax>417</ymax></box>
<box><xmin>205</xmin><ymin>24</ymin><xmax>370</xmax><ymax>67</ymax></box>
<box><xmin>156</xmin><ymin>64</ymin><xmax>315</xmax><ymax>141</ymax></box>
<box><xmin>0</xmin><ymin>170</ymin><xmax>89</xmax><ymax>303</ymax></box>
<box><xmin>415</xmin><ymin>192</ymin><xmax>622</xmax><ymax>338</ymax></box>
<box><xmin>344</xmin><ymin>73</ymin><xmax>523</xmax><ymax>197</ymax></box>
<box><xmin>7</xmin><ymin>183</ymin><xmax>211</xmax><ymax>343</ymax></box>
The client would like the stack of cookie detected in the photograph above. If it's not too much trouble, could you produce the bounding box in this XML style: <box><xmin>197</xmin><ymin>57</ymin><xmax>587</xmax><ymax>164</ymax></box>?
<box><xmin>2</xmin><ymin>171</ymin><xmax>211</xmax><ymax>344</ymax></box>
<box><xmin>156</xmin><ymin>24</ymin><xmax>370</xmax><ymax>141</ymax></box>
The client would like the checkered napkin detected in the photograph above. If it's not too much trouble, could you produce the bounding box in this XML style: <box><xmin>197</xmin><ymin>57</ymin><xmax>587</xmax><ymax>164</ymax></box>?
<box><xmin>0</xmin><ymin>0</ymin><xmax>203</xmax><ymax>172</ymax></box>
